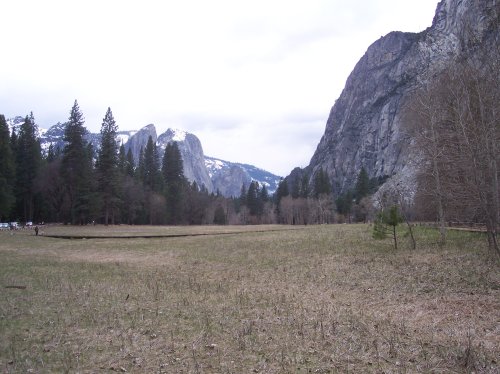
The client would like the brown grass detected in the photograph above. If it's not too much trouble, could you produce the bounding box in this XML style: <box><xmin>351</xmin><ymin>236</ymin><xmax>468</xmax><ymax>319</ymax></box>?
<box><xmin>0</xmin><ymin>224</ymin><xmax>498</xmax><ymax>373</ymax></box>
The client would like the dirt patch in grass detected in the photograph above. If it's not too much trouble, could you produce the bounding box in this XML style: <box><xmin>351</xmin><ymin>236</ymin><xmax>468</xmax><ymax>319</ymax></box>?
<box><xmin>0</xmin><ymin>225</ymin><xmax>498</xmax><ymax>373</ymax></box>
<box><xmin>39</xmin><ymin>224</ymin><xmax>301</xmax><ymax>238</ymax></box>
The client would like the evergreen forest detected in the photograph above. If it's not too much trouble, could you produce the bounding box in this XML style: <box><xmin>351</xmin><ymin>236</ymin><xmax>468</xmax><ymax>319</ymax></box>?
<box><xmin>1</xmin><ymin>101</ymin><xmax>375</xmax><ymax>227</ymax></box>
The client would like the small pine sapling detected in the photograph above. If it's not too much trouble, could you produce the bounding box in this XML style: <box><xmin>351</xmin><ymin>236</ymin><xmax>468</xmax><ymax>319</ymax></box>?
<box><xmin>373</xmin><ymin>205</ymin><xmax>403</xmax><ymax>249</ymax></box>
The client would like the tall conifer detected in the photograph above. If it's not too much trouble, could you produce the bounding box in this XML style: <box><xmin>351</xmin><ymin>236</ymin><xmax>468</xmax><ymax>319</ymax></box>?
<box><xmin>118</xmin><ymin>143</ymin><xmax>126</xmax><ymax>174</ymax></box>
<box><xmin>15</xmin><ymin>112</ymin><xmax>41</xmax><ymax>222</ymax></box>
<box><xmin>354</xmin><ymin>167</ymin><xmax>370</xmax><ymax>203</ymax></box>
<box><xmin>313</xmin><ymin>168</ymin><xmax>331</xmax><ymax>198</ymax></box>
<box><xmin>125</xmin><ymin>148</ymin><xmax>135</xmax><ymax>177</ymax></box>
<box><xmin>61</xmin><ymin>100</ymin><xmax>92</xmax><ymax>224</ymax></box>
<box><xmin>97</xmin><ymin>107</ymin><xmax>119</xmax><ymax>225</ymax></box>
<box><xmin>0</xmin><ymin>115</ymin><xmax>16</xmax><ymax>220</ymax></box>
<box><xmin>143</xmin><ymin>136</ymin><xmax>161</xmax><ymax>191</ymax></box>
<box><xmin>162</xmin><ymin>141</ymin><xmax>187</xmax><ymax>224</ymax></box>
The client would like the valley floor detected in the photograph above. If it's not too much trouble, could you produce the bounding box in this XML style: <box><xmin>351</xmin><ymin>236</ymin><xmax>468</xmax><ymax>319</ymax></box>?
<box><xmin>0</xmin><ymin>224</ymin><xmax>498</xmax><ymax>373</ymax></box>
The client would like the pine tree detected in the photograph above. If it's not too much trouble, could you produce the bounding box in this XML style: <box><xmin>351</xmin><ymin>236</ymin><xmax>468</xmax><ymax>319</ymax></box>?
<box><xmin>36</xmin><ymin>146</ymin><xmax>66</xmax><ymax>223</ymax></box>
<box><xmin>213</xmin><ymin>205</ymin><xmax>226</xmax><ymax>225</ymax></box>
<box><xmin>143</xmin><ymin>136</ymin><xmax>161</xmax><ymax>191</ymax></box>
<box><xmin>354</xmin><ymin>167</ymin><xmax>370</xmax><ymax>203</ymax></box>
<box><xmin>61</xmin><ymin>100</ymin><xmax>92</xmax><ymax>224</ymax></box>
<box><xmin>47</xmin><ymin>143</ymin><xmax>56</xmax><ymax>162</ymax></box>
<box><xmin>15</xmin><ymin>112</ymin><xmax>41</xmax><ymax>222</ymax></box>
<box><xmin>260</xmin><ymin>184</ymin><xmax>269</xmax><ymax>203</ymax></box>
<box><xmin>137</xmin><ymin>146</ymin><xmax>145</xmax><ymax>181</ymax></box>
<box><xmin>239</xmin><ymin>183</ymin><xmax>247</xmax><ymax>207</ymax></box>
<box><xmin>300</xmin><ymin>174</ymin><xmax>310</xmax><ymax>198</ymax></box>
<box><xmin>162</xmin><ymin>141</ymin><xmax>187</xmax><ymax>224</ymax></box>
<box><xmin>313</xmin><ymin>168</ymin><xmax>331</xmax><ymax>198</ymax></box>
<box><xmin>153</xmin><ymin>143</ymin><xmax>163</xmax><ymax>191</ymax></box>
<box><xmin>96</xmin><ymin>107</ymin><xmax>119</xmax><ymax>225</ymax></box>
<box><xmin>246</xmin><ymin>181</ymin><xmax>260</xmax><ymax>216</ymax></box>
<box><xmin>118</xmin><ymin>143</ymin><xmax>126</xmax><ymax>174</ymax></box>
<box><xmin>84</xmin><ymin>142</ymin><xmax>99</xmax><ymax>221</ymax></box>
<box><xmin>336</xmin><ymin>190</ymin><xmax>353</xmax><ymax>219</ymax></box>
<box><xmin>373</xmin><ymin>205</ymin><xmax>403</xmax><ymax>249</ymax></box>
<box><xmin>125</xmin><ymin>148</ymin><xmax>135</xmax><ymax>177</ymax></box>
<box><xmin>10</xmin><ymin>129</ymin><xmax>17</xmax><ymax>149</ymax></box>
<box><xmin>291</xmin><ymin>177</ymin><xmax>300</xmax><ymax>199</ymax></box>
<box><xmin>185</xmin><ymin>181</ymin><xmax>210</xmax><ymax>225</ymax></box>
<box><xmin>275</xmin><ymin>178</ymin><xmax>289</xmax><ymax>220</ymax></box>
<box><xmin>0</xmin><ymin>115</ymin><xmax>16</xmax><ymax>220</ymax></box>
<box><xmin>162</xmin><ymin>141</ymin><xmax>184</xmax><ymax>184</ymax></box>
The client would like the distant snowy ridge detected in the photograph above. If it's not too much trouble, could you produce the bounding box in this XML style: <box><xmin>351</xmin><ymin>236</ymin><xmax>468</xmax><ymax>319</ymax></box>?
<box><xmin>205</xmin><ymin>156</ymin><xmax>281</xmax><ymax>195</ymax></box>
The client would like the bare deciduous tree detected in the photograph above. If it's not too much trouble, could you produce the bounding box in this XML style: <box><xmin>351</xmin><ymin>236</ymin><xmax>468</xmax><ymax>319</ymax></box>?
<box><xmin>404</xmin><ymin>77</ymin><xmax>450</xmax><ymax>245</ymax></box>
<box><xmin>445</xmin><ymin>59</ymin><xmax>499</xmax><ymax>256</ymax></box>
<box><xmin>405</xmin><ymin>54</ymin><xmax>499</xmax><ymax>257</ymax></box>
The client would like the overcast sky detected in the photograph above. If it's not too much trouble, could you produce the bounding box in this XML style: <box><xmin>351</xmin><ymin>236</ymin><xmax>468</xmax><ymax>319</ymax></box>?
<box><xmin>2</xmin><ymin>0</ymin><xmax>439</xmax><ymax>176</ymax></box>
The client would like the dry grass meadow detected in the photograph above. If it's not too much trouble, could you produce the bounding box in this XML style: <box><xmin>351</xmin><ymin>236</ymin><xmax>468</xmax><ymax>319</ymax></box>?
<box><xmin>0</xmin><ymin>224</ymin><xmax>498</xmax><ymax>373</ymax></box>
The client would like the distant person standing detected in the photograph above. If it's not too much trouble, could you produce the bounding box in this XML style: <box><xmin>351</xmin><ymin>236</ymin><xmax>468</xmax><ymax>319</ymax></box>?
<box><xmin>34</xmin><ymin>226</ymin><xmax>39</xmax><ymax>236</ymax></box>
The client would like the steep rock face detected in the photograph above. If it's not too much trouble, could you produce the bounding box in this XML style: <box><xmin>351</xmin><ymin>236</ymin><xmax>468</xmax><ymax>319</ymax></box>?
<box><xmin>125</xmin><ymin>124</ymin><xmax>157</xmax><ymax>164</ymax></box>
<box><xmin>307</xmin><ymin>0</ymin><xmax>499</xmax><ymax>195</ymax></box>
<box><xmin>157</xmin><ymin>129</ymin><xmax>214</xmax><ymax>192</ymax></box>
<box><xmin>206</xmin><ymin>156</ymin><xmax>281</xmax><ymax>197</ymax></box>
<box><xmin>123</xmin><ymin>125</ymin><xmax>282</xmax><ymax>195</ymax></box>
<box><xmin>211</xmin><ymin>164</ymin><xmax>251</xmax><ymax>198</ymax></box>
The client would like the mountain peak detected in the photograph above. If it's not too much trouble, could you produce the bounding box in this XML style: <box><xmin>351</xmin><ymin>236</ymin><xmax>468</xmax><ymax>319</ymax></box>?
<box><xmin>164</xmin><ymin>128</ymin><xmax>188</xmax><ymax>142</ymax></box>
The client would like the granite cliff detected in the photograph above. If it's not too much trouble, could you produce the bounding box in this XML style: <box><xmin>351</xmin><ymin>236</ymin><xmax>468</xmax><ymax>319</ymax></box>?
<box><xmin>124</xmin><ymin>125</ymin><xmax>280</xmax><ymax>196</ymax></box>
<box><xmin>124</xmin><ymin>125</ymin><xmax>213</xmax><ymax>191</ymax></box>
<box><xmin>125</xmin><ymin>124</ymin><xmax>157</xmax><ymax>166</ymax></box>
<box><xmin>302</xmin><ymin>0</ymin><xmax>499</xmax><ymax>195</ymax></box>
<box><xmin>206</xmin><ymin>156</ymin><xmax>281</xmax><ymax>197</ymax></box>
<box><xmin>157</xmin><ymin>128</ymin><xmax>214</xmax><ymax>192</ymax></box>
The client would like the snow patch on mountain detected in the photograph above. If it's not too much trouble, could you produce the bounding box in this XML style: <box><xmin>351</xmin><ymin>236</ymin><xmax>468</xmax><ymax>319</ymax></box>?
<box><xmin>205</xmin><ymin>156</ymin><xmax>281</xmax><ymax>195</ymax></box>
<box><xmin>204</xmin><ymin>157</ymin><xmax>226</xmax><ymax>178</ymax></box>
<box><xmin>116</xmin><ymin>131</ymin><xmax>135</xmax><ymax>146</ymax></box>
<box><xmin>171</xmin><ymin>128</ymin><xmax>187</xmax><ymax>142</ymax></box>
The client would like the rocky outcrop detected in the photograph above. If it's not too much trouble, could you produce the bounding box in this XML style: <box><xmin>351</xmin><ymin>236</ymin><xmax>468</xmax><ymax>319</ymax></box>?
<box><xmin>305</xmin><ymin>0</ymin><xmax>499</xmax><ymax>195</ymax></box>
<box><xmin>124</xmin><ymin>125</ymin><xmax>214</xmax><ymax>191</ymax></box>
<box><xmin>124</xmin><ymin>126</ymin><xmax>281</xmax><ymax>196</ymax></box>
<box><xmin>125</xmin><ymin>124</ymin><xmax>157</xmax><ymax>164</ymax></box>
<box><xmin>206</xmin><ymin>156</ymin><xmax>281</xmax><ymax>197</ymax></box>
<box><xmin>157</xmin><ymin>129</ymin><xmax>214</xmax><ymax>192</ymax></box>
<box><xmin>211</xmin><ymin>165</ymin><xmax>251</xmax><ymax>197</ymax></box>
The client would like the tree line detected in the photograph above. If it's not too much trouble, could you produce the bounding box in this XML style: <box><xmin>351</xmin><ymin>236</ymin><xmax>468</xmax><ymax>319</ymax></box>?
<box><xmin>0</xmin><ymin>101</ymin><xmax>230</xmax><ymax>226</ymax></box>
<box><xmin>273</xmin><ymin>166</ymin><xmax>386</xmax><ymax>225</ymax></box>
<box><xmin>0</xmin><ymin>99</ymin><xmax>377</xmax><ymax>227</ymax></box>
<box><xmin>0</xmin><ymin>101</ymin><xmax>344</xmax><ymax>226</ymax></box>
<box><xmin>1</xmin><ymin>50</ymin><xmax>497</xmax><ymax>258</ymax></box>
